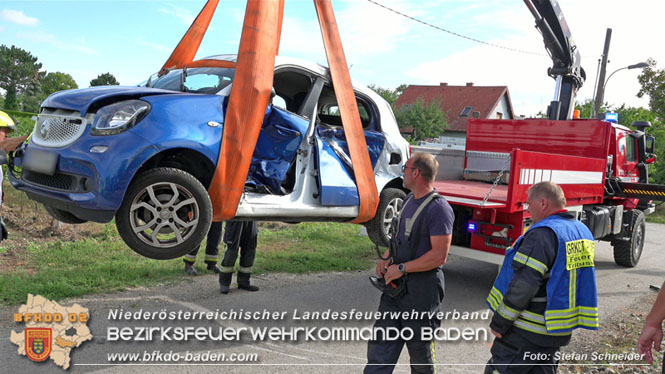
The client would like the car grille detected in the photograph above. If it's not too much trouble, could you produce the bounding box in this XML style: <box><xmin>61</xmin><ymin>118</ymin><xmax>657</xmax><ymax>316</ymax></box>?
<box><xmin>31</xmin><ymin>109</ymin><xmax>90</xmax><ymax>147</ymax></box>
<box><xmin>22</xmin><ymin>170</ymin><xmax>88</xmax><ymax>192</ymax></box>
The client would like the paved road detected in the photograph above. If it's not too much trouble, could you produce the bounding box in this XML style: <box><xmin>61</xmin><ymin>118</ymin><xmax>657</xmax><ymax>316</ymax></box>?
<box><xmin>2</xmin><ymin>222</ymin><xmax>664</xmax><ymax>373</ymax></box>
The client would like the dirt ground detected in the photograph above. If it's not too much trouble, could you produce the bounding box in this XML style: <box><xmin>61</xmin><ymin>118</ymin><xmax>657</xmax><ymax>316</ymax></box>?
<box><xmin>558</xmin><ymin>291</ymin><xmax>662</xmax><ymax>374</ymax></box>
<box><xmin>0</xmin><ymin>187</ymin><xmax>105</xmax><ymax>274</ymax></box>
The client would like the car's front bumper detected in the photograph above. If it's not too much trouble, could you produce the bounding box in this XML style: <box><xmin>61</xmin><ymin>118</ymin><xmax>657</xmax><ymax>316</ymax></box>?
<box><xmin>9</xmin><ymin>131</ymin><xmax>156</xmax><ymax>223</ymax></box>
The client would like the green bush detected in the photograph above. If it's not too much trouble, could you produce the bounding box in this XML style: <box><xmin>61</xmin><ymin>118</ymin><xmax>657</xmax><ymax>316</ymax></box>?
<box><xmin>1</xmin><ymin>109</ymin><xmax>37</xmax><ymax>118</ymax></box>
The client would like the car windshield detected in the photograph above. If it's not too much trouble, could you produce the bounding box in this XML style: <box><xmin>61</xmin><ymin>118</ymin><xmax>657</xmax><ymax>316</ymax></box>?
<box><xmin>144</xmin><ymin>67</ymin><xmax>235</xmax><ymax>94</ymax></box>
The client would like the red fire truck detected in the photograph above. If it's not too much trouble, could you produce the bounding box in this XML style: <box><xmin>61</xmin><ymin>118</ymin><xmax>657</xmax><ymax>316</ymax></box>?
<box><xmin>421</xmin><ymin>0</ymin><xmax>660</xmax><ymax>267</ymax></box>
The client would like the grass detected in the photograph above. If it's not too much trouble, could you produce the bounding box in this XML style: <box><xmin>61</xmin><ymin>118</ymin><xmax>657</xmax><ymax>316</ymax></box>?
<box><xmin>646</xmin><ymin>203</ymin><xmax>665</xmax><ymax>223</ymax></box>
<box><xmin>0</xmin><ymin>220</ymin><xmax>375</xmax><ymax>305</ymax></box>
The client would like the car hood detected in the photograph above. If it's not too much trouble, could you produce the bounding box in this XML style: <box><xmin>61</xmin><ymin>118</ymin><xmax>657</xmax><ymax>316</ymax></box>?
<box><xmin>41</xmin><ymin>86</ymin><xmax>181</xmax><ymax>115</ymax></box>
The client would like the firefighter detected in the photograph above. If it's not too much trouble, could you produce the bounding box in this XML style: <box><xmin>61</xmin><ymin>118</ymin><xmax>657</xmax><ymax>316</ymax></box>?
<box><xmin>183</xmin><ymin>222</ymin><xmax>223</xmax><ymax>275</ymax></box>
<box><xmin>0</xmin><ymin>110</ymin><xmax>17</xmax><ymax>142</ymax></box>
<box><xmin>219</xmin><ymin>220</ymin><xmax>259</xmax><ymax>294</ymax></box>
<box><xmin>485</xmin><ymin>181</ymin><xmax>599</xmax><ymax>374</ymax></box>
<box><xmin>0</xmin><ymin>110</ymin><xmax>20</xmax><ymax>241</ymax></box>
<box><xmin>637</xmin><ymin>280</ymin><xmax>665</xmax><ymax>370</ymax></box>
<box><xmin>365</xmin><ymin>152</ymin><xmax>454</xmax><ymax>374</ymax></box>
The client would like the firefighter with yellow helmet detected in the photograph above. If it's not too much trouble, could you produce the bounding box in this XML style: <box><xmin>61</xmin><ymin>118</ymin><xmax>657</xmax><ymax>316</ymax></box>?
<box><xmin>0</xmin><ymin>110</ymin><xmax>16</xmax><ymax>241</ymax></box>
<box><xmin>0</xmin><ymin>110</ymin><xmax>17</xmax><ymax>139</ymax></box>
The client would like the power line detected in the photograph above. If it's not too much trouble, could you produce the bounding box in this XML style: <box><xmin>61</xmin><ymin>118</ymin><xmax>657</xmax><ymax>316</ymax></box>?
<box><xmin>366</xmin><ymin>0</ymin><xmax>546</xmax><ymax>57</ymax></box>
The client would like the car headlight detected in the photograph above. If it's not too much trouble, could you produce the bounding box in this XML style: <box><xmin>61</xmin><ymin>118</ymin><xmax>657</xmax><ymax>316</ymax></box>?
<box><xmin>90</xmin><ymin>100</ymin><xmax>150</xmax><ymax>135</ymax></box>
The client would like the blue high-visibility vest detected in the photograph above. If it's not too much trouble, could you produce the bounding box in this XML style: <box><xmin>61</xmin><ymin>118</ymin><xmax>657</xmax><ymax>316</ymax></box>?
<box><xmin>487</xmin><ymin>214</ymin><xmax>599</xmax><ymax>335</ymax></box>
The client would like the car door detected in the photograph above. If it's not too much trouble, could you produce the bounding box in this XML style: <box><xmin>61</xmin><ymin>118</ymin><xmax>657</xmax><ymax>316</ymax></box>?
<box><xmin>313</xmin><ymin>84</ymin><xmax>386</xmax><ymax>206</ymax></box>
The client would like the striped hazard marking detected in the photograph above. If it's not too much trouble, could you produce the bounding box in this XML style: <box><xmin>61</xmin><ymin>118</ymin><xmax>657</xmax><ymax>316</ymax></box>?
<box><xmin>623</xmin><ymin>188</ymin><xmax>665</xmax><ymax>197</ymax></box>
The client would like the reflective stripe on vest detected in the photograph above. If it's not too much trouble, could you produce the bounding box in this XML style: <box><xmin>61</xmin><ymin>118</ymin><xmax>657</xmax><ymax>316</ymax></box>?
<box><xmin>486</xmin><ymin>214</ymin><xmax>598</xmax><ymax>335</ymax></box>
<box><xmin>514</xmin><ymin>252</ymin><xmax>548</xmax><ymax>275</ymax></box>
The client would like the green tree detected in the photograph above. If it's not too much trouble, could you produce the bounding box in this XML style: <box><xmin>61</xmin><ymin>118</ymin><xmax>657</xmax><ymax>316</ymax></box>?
<box><xmin>575</xmin><ymin>98</ymin><xmax>610</xmax><ymax>119</ymax></box>
<box><xmin>40</xmin><ymin>72</ymin><xmax>78</xmax><ymax>97</ymax></box>
<box><xmin>394</xmin><ymin>97</ymin><xmax>447</xmax><ymax>141</ymax></box>
<box><xmin>638</xmin><ymin>58</ymin><xmax>665</xmax><ymax>118</ymax></box>
<box><xmin>368</xmin><ymin>84</ymin><xmax>407</xmax><ymax>107</ymax></box>
<box><xmin>21</xmin><ymin>78</ymin><xmax>42</xmax><ymax>113</ymax></box>
<box><xmin>0</xmin><ymin>45</ymin><xmax>42</xmax><ymax>110</ymax></box>
<box><xmin>90</xmin><ymin>72</ymin><xmax>119</xmax><ymax>87</ymax></box>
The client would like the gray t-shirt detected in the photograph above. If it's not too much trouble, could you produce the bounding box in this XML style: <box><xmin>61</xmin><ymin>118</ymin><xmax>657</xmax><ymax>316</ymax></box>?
<box><xmin>397</xmin><ymin>190</ymin><xmax>454</xmax><ymax>259</ymax></box>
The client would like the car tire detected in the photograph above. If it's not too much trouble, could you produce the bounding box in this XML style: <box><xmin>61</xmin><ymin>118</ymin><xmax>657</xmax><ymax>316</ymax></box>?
<box><xmin>44</xmin><ymin>205</ymin><xmax>88</xmax><ymax>224</ymax></box>
<box><xmin>366</xmin><ymin>188</ymin><xmax>406</xmax><ymax>247</ymax></box>
<box><xmin>116</xmin><ymin>167</ymin><xmax>212</xmax><ymax>260</ymax></box>
<box><xmin>611</xmin><ymin>210</ymin><xmax>645</xmax><ymax>268</ymax></box>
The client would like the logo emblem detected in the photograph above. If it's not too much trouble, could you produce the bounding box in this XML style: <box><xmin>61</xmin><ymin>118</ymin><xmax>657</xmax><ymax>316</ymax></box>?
<box><xmin>25</xmin><ymin>328</ymin><xmax>52</xmax><ymax>362</ymax></box>
<box><xmin>39</xmin><ymin>119</ymin><xmax>51</xmax><ymax>139</ymax></box>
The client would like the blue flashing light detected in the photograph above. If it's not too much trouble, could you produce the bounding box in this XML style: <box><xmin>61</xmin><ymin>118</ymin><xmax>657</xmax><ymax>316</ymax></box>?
<box><xmin>604</xmin><ymin>112</ymin><xmax>619</xmax><ymax>123</ymax></box>
<box><xmin>467</xmin><ymin>222</ymin><xmax>476</xmax><ymax>232</ymax></box>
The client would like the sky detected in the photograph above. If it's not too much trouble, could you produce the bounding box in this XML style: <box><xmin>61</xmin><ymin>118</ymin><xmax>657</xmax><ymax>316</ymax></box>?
<box><xmin>1</xmin><ymin>0</ymin><xmax>664</xmax><ymax>117</ymax></box>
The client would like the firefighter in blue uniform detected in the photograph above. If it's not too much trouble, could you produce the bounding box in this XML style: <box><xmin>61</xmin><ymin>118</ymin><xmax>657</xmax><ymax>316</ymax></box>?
<box><xmin>183</xmin><ymin>222</ymin><xmax>223</xmax><ymax>275</ymax></box>
<box><xmin>365</xmin><ymin>152</ymin><xmax>454</xmax><ymax>374</ymax></box>
<box><xmin>219</xmin><ymin>220</ymin><xmax>259</xmax><ymax>294</ymax></box>
<box><xmin>485</xmin><ymin>181</ymin><xmax>598</xmax><ymax>374</ymax></box>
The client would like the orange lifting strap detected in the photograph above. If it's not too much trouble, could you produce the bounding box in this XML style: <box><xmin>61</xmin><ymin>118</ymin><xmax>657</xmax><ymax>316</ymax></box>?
<box><xmin>160</xmin><ymin>0</ymin><xmax>219</xmax><ymax>72</ymax></box>
<box><xmin>162</xmin><ymin>0</ymin><xmax>378</xmax><ymax>223</ymax></box>
<box><xmin>313</xmin><ymin>0</ymin><xmax>379</xmax><ymax>223</ymax></box>
<box><xmin>208</xmin><ymin>0</ymin><xmax>282</xmax><ymax>220</ymax></box>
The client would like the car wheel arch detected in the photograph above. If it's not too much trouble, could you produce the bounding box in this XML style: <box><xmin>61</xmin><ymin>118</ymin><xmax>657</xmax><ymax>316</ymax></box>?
<box><xmin>133</xmin><ymin>148</ymin><xmax>216</xmax><ymax>189</ymax></box>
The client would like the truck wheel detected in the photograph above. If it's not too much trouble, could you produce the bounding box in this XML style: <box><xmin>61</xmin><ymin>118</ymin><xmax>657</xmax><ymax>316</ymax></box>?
<box><xmin>366</xmin><ymin>188</ymin><xmax>406</xmax><ymax>247</ymax></box>
<box><xmin>116</xmin><ymin>167</ymin><xmax>212</xmax><ymax>260</ymax></box>
<box><xmin>44</xmin><ymin>205</ymin><xmax>88</xmax><ymax>224</ymax></box>
<box><xmin>611</xmin><ymin>210</ymin><xmax>645</xmax><ymax>268</ymax></box>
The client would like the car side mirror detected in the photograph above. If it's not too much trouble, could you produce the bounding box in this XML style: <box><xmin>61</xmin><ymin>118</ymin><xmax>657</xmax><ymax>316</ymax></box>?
<box><xmin>646</xmin><ymin>135</ymin><xmax>656</xmax><ymax>154</ymax></box>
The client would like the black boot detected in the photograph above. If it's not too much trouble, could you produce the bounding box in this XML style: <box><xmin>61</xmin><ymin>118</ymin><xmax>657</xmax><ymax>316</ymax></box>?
<box><xmin>184</xmin><ymin>263</ymin><xmax>198</xmax><ymax>276</ymax></box>
<box><xmin>237</xmin><ymin>272</ymin><xmax>259</xmax><ymax>292</ymax></box>
<box><xmin>207</xmin><ymin>263</ymin><xmax>222</xmax><ymax>274</ymax></box>
<box><xmin>219</xmin><ymin>272</ymin><xmax>232</xmax><ymax>294</ymax></box>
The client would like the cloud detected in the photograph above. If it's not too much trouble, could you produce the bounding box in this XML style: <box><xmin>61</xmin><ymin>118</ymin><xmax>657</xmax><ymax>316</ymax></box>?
<box><xmin>399</xmin><ymin>0</ymin><xmax>663</xmax><ymax>115</ymax></box>
<box><xmin>1</xmin><ymin>9</ymin><xmax>38</xmax><ymax>26</ymax></box>
<box><xmin>17</xmin><ymin>31</ymin><xmax>98</xmax><ymax>56</ymax></box>
<box><xmin>405</xmin><ymin>33</ymin><xmax>553</xmax><ymax>117</ymax></box>
<box><xmin>160</xmin><ymin>5</ymin><xmax>195</xmax><ymax>26</ymax></box>
<box><xmin>278</xmin><ymin>0</ymin><xmax>421</xmax><ymax>65</ymax></box>
<box><xmin>137</xmin><ymin>36</ymin><xmax>171</xmax><ymax>53</ymax></box>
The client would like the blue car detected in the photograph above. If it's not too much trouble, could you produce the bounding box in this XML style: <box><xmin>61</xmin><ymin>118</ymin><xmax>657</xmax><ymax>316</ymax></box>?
<box><xmin>10</xmin><ymin>55</ymin><xmax>410</xmax><ymax>259</ymax></box>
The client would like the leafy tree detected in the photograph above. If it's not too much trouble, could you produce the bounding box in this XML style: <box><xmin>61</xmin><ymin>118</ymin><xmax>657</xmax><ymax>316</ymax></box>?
<box><xmin>638</xmin><ymin>58</ymin><xmax>665</xmax><ymax>118</ymax></box>
<box><xmin>4</xmin><ymin>90</ymin><xmax>17</xmax><ymax>110</ymax></box>
<box><xmin>0</xmin><ymin>45</ymin><xmax>42</xmax><ymax>110</ymax></box>
<box><xmin>41</xmin><ymin>72</ymin><xmax>78</xmax><ymax>97</ymax></box>
<box><xmin>90</xmin><ymin>72</ymin><xmax>119</xmax><ymax>87</ymax></box>
<box><xmin>394</xmin><ymin>97</ymin><xmax>447</xmax><ymax>142</ymax></box>
<box><xmin>21</xmin><ymin>78</ymin><xmax>42</xmax><ymax>113</ymax></box>
<box><xmin>368</xmin><ymin>84</ymin><xmax>407</xmax><ymax>107</ymax></box>
<box><xmin>575</xmin><ymin>99</ymin><xmax>610</xmax><ymax>119</ymax></box>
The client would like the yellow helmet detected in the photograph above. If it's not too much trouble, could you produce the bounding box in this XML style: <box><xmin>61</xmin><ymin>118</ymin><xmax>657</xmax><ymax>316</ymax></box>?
<box><xmin>0</xmin><ymin>110</ymin><xmax>17</xmax><ymax>133</ymax></box>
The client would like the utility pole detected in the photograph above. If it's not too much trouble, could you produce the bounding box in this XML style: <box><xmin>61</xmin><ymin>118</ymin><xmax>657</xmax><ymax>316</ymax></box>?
<box><xmin>593</xmin><ymin>28</ymin><xmax>612</xmax><ymax>118</ymax></box>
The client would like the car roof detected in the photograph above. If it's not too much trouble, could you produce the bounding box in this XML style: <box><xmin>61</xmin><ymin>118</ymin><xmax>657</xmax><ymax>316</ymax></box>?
<box><xmin>201</xmin><ymin>54</ymin><xmax>378</xmax><ymax>99</ymax></box>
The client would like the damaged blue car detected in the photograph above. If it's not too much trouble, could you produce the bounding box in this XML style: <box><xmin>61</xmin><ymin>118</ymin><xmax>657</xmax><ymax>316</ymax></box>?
<box><xmin>9</xmin><ymin>55</ymin><xmax>410</xmax><ymax>259</ymax></box>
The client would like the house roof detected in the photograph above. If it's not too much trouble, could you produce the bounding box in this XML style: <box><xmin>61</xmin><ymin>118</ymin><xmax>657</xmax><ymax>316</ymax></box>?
<box><xmin>394</xmin><ymin>83</ymin><xmax>513</xmax><ymax>132</ymax></box>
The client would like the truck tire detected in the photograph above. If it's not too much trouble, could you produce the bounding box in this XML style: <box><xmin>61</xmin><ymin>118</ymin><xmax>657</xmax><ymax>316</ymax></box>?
<box><xmin>116</xmin><ymin>167</ymin><xmax>212</xmax><ymax>260</ymax></box>
<box><xmin>366</xmin><ymin>188</ymin><xmax>406</xmax><ymax>247</ymax></box>
<box><xmin>611</xmin><ymin>210</ymin><xmax>645</xmax><ymax>268</ymax></box>
<box><xmin>44</xmin><ymin>205</ymin><xmax>88</xmax><ymax>224</ymax></box>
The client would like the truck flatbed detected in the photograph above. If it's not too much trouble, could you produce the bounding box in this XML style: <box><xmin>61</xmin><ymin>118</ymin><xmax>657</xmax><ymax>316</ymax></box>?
<box><xmin>434</xmin><ymin>180</ymin><xmax>507</xmax><ymax>208</ymax></box>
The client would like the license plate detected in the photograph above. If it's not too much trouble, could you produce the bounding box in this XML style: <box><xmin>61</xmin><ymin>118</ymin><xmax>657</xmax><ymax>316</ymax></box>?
<box><xmin>23</xmin><ymin>149</ymin><xmax>58</xmax><ymax>176</ymax></box>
